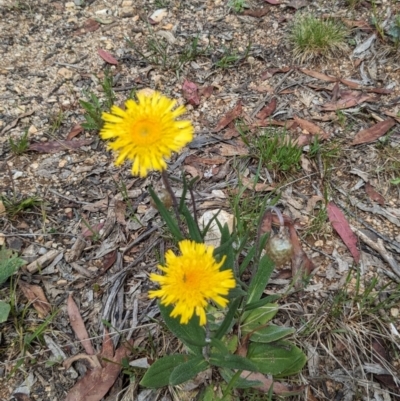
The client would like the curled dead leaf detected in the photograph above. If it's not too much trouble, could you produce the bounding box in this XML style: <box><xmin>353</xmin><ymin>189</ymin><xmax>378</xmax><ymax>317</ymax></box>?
<box><xmin>19</xmin><ymin>281</ymin><xmax>51</xmax><ymax>318</ymax></box>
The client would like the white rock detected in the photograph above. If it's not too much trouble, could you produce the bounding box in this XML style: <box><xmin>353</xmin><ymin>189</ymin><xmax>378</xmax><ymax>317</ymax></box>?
<box><xmin>149</xmin><ymin>8</ymin><xmax>167</xmax><ymax>23</ymax></box>
<box><xmin>199</xmin><ymin>209</ymin><xmax>234</xmax><ymax>247</ymax></box>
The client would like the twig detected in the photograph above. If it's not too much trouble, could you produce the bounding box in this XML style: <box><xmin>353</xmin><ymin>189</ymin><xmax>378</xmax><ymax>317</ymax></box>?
<box><xmin>47</xmin><ymin>188</ymin><xmax>91</xmax><ymax>205</ymax></box>
<box><xmin>122</xmin><ymin>224</ymin><xmax>159</xmax><ymax>257</ymax></box>
<box><xmin>335</xmin><ymin>198</ymin><xmax>400</xmax><ymax>254</ymax></box>
<box><xmin>251</xmin><ymin>69</ymin><xmax>293</xmax><ymax>118</ymax></box>
<box><xmin>351</xmin><ymin>224</ymin><xmax>400</xmax><ymax>279</ymax></box>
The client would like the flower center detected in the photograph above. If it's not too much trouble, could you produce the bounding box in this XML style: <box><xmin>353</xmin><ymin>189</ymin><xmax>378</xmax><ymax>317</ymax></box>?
<box><xmin>181</xmin><ymin>268</ymin><xmax>201</xmax><ymax>290</ymax></box>
<box><xmin>133</xmin><ymin>119</ymin><xmax>161</xmax><ymax>146</ymax></box>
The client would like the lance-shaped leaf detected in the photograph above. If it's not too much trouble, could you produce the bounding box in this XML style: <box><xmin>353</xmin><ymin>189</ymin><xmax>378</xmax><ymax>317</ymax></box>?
<box><xmin>140</xmin><ymin>354</ymin><xmax>193</xmax><ymax>388</ymax></box>
<box><xmin>327</xmin><ymin>202</ymin><xmax>360</xmax><ymax>263</ymax></box>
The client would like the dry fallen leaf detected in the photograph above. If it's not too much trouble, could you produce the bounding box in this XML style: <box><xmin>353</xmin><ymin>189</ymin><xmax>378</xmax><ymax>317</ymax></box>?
<box><xmin>68</xmin><ymin>294</ymin><xmax>95</xmax><ymax>355</ymax></box>
<box><xmin>74</xmin><ymin>19</ymin><xmax>100</xmax><ymax>36</ymax></box>
<box><xmin>19</xmin><ymin>281</ymin><xmax>51</xmax><ymax>318</ymax></box>
<box><xmin>327</xmin><ymin>202</ymin><xmax>360</xmax><ymax>263</ymax></box>
<box><xmin>97</xmin><ymin>49</ymin><xmax>118</xmax><ymax>65</ymax></box>
<box><xmin>242</xmin><ymin>7</ymin><xmax>269</xmax><ymax>17</ymax></box>
<box><xmin>82</xmin><ymin>222</ymin><xmax>104</xmax><ymax>238</ymax></box>
<box><xmin>256</xmin><ymin>98</ymin><xmax>277</xmax><ymax>120</ymax></box>
<box><xmin>184</xmin><ymin>155</ymin><xmax>226</xmax><ymax>165</ymax></box>
<box><xmin>29</xmin><ymin>139</ymin><xmax>93</xmax><ymax>153</ymax></box>
<box><xmin>261</xmin><ymin>67</ymin><xmax>290</xmax><ymax>79</ymax></box>
<box><xmin>65</xmin><ymin>330</ymin><xmax>132</xmax><ymax>401</ymax></box>
<box><xmin>99</xmin><ymin>250</ymin><xmax>117</xmax><ymax>275</ymax></box>
<box><xmin>240</xmin><ymin>371</ymin><xmax>304</xmax><ymax>395</ymax></box>
<box><xmin>365</xmin><ymin>182</ymin><xmax>385</xmax><ymax>206</ymax></box>
<box><xmin>322</xmin><ymin>94</ymin><xmax>376</xmax><ymax>111</ymax></box>
<box><xmin>66</xmin><ymin>124</ymin><xmax>84</xmax><ymax>140</ymax></box>
<box><xmin>286</xmin><ymin>0</ymin><xmax>308</xmax><ymax>9</ymax></box>
<box><xmin>351</xmin><ymin>119</ymin><xmax>396</xmax><ymax>145</ymax></box>
<box><xmin>213</xmin><ymin>101</ymin><xmax>242</xmax><ymax>132</ymax></box>
<box><xmin>293</xmin><ymin>116</ymin><xmax>328</xmax><ymax>139</ymax></box>
<box><xmin>182</xmin><ymin>79</ymin><xmax>200</xmax><ymax>106</ymax></box>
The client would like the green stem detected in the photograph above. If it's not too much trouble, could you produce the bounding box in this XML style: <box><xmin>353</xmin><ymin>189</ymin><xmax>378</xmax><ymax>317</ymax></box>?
<box><xmin>161</xmin><ymin>170</ymin><xmax>182</xmax><ymax>228</ymax></box>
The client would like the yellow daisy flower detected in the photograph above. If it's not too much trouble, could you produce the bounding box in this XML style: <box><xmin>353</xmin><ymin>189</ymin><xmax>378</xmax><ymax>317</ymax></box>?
<box><xmin>149</xmin><ymin>240</ymin><xmax>236</xmax><ymax>325</ymax></box>
<box><xmin>100</xmin><ymin>91</ymin><xmax>194</xmax><ymax>177</ymax></box>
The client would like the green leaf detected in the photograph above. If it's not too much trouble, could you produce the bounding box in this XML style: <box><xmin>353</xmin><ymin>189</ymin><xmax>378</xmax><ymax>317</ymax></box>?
<box><xmin>159</xmin><ymin>303</ymin><xmax>206</xmax><ymax>353</ymax></box>
<box><xmin>181</xmin><ymin>203</ymin><xmax>203</xmax><ymax>243</ymax></box>
<box><xmin>244</xmin><ymin>294</ymin><xmax>282</xmax><ymax>311</ymax></box>
<box><xmin>250</xmin><ymin>325</ymin><xmax>295</xmax><ymax>343</ymax></box>
<box><xmin>0</xmin><ymin>301</ymin><xmax>11</xmax><ymax>323</ymax></box>
<box><xmin>140</xmin><ymin>354</ymin><xmax>193</xmax><ymax>388</ymax></box>
<box><xmin>247</xmin><ymin>341</ymin><xmax>307</xmax><ymax>376</ymax></box>
<box><xmin>210</xmin><ymin>352</ymin><xmax>259</xmax><ymax>372</ymax></box>
<box><xmin>241</xmin><ymin>304</ymin><xmax>279</xmax><ymax>334</ymax></box>
<box><xmin>246</xmin><ymin>254</ymin><xmax>275</xmax><ymax>305</ymax></box>
<box><xmin>0</xmin><ymin>247</ymin><xmax>26</xmax><ymax>285</ymax></box>
<box><xmin>239</xmin><ymin>245</ymin><xmax>255</xmax><ymax>275</ymax></box>
<box><xmin>219</xmin><ymin>368</ymin><xmax>262</xmax><ymax>389</ymax></box>
<box><xmin>170</xmin><ymin>355</ymin><xmax>209</xmax><ymax>385</ymax></box>
<box><xmin>214</xmin><ymin>296</ymin><xmax>242</xmax><ymax>340</ymax></box>
<box><xmin>148</xmin><ymin>186</ymin><xmax>183</xmax><ymax>241</ymax></box>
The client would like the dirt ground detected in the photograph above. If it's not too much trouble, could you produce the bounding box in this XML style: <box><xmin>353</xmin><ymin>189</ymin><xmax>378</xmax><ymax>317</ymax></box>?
<box><xmin>1</xmin><ymin>0</ymin><xmax>400</xmax><ymax>400</ymax></box>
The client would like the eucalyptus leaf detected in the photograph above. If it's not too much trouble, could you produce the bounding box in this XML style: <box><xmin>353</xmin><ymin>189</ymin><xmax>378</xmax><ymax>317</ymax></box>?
<box><xmin>170</xmin><ymin>355</ymin><xmax>209</xmax><ymax>385</ymax></box>
<box><xmin>140</xmin><ymin>354</ymin><xmax>192</xmax><ymax>388</ymax></box>
<box><xmin>247</xmin><ymin>341</ymin><xmax>307</xmax><ymax>376</ymax></box>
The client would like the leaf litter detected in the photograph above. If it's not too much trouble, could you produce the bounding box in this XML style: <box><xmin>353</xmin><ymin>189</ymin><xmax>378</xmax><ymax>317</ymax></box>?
<box><xmin>0</xmin><ymin>0</ymin><xmax>400</xmax><ymax>399</ymax></box>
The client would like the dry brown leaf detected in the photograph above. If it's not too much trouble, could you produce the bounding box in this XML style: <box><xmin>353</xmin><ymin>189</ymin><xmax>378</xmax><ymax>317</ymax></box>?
<box><xmin>240</xmin><ymin>371</ymin><xmax>305</xmax><ymax>395</ymax></box>
<box><xmin>327</xmin><ymin>202</ymin><xmax>360</xmax><ymax>263</ymax></box>
<box><xmin>352</xmin><ymin>119</ymin><xmax>396</xmax><ymax>145</ymax></box>
<box><xmin>65</xmin><ymin>331</ymin><xmax>132</xmax><ymax>401</ymax></box>
<box><xmin>240</xmin><ymin>177</ymin><xmax>275</xmax><ymax>192</ymax></box>
<box><xmin>19</xmin><ymin>281</ymin><xmax>51</xmax><ymax>318</ymax></box>
<box><xmin>213</xmin><ymin>101</ymin><xmax>242</xmax><ymax>132</ymax></box>
<box><xmin>68</xmin><ymin>294</ymin><xmax>95</xmax><ymax>355</ymax></box>
<box><xmin>341</xmin><ymin>18</ymin><xmax>372</xmax><ymax>31</ymax></box>
<box><xmin>256</xmin><ymin>98</ymin><xmax>277</xmax><ymax>120</ymax></box>
<box><xmin>184</xmin><ymin>155</ymin><xmax>226</xmax><ymax>165</ymax></box>
<box><xmin>74</xmin><ymin>19</ymin><xmax>100</xmax><ymax>36</ymax></box>
<box><xmin>66</xmin><ymin>124</ymin><xmax>84</xmax><ymax>140</ymax></box>
<box><xmin>82</xmin><ymin>197</ymin><xmax>108</xmax><ymax>212</ymax></box>
<box><xmin>286</xmin><ymin>0</ymin><xmax>308</xmax><ymax>9</ymax></box>
<box><xmin>294</xmin><ymin>116</ymin><xmax>328</xmax><ymax>138</ymax></box>
<box><xmin>322</xmin><ymin>94</ymin><xmax>376</xmax><ymax>111</ymax></box>
<box><xmin>382</xmin><ymin>110</ymin><xmax>400</xmax><ymax>123</ymax></box>
<box><xmin>214</xmin><ymin>142</ymin><xmax>249</xmax><ymax>156</ymax></box>
<box><xmin>242</xmin><ymin>7</ymin><xmax>269</xmax><ymax>17</ymax></box>
<box><xmin>183</xmin><ymin>165</ymin><xmax>202</xmax><ymax>179</ymax></box>
<box><xmin>29</xmin><ymin>139</ymin><xmax>93</xmax><ymax>153</ymax></box>
<box><xmin>199</xmin><ymin>85</ymin><xmax>214</xmax><ymax>98</ymax></box>
<box><xmin>97</xmin><ymin>49</ymin><xmax>118</xmax><ymax>65</ymax></box>
<box><xmin>182</xmin><ymin>79</ymin><xmax>200</xmax><ymax>106</ymax></box>
<box><xmin>82</xmin><ymin>222</ymin><xmax>104</xmax><ymax>238</ymax></box>
<box><xmin>365</xmin><ymin>182</ymin><xmax>385</xmax><ymax>206</ymax></box>
<box><xmin>100</xmin><ymin>250</ymin><xmax>117</xmax><ymax>275</ymax></box>
<box><xmin>115</xmin><ymin>200</ymin><xmax>127</xmax><ymax>225</ymax></box>
<box><xmin>300</xmin><ymin>68</ymin><xmax>336</xmax><ymax>82</ymax></box>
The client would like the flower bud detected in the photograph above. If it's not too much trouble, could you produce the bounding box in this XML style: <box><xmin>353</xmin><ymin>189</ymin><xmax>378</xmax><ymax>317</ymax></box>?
<box><xmin>265</xmin><ymin>229</ymin><xmax>293</xmax><ymax>266</ymax></box>
<box><xmin>150</xmin><ymin>188</ymin><xmax>173</xmax><ymax>210</ymax></box>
